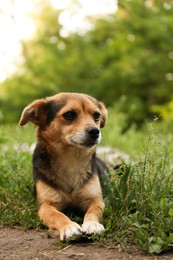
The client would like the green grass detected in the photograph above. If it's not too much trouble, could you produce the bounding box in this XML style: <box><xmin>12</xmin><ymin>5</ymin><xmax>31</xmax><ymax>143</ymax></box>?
<box><xmin>103</xmin><ymin>142</ymin><xmax>173</xmax><ymax>253</ymax></box>
<box><xmin>1</xmin><ymin>118</ymin><xmax>173</xmax><ymax>254</ymax></box>
<box><xmin>0</xmin><ymin>124</ymin><xmax>40</xmax><ymax>228</ymax></box>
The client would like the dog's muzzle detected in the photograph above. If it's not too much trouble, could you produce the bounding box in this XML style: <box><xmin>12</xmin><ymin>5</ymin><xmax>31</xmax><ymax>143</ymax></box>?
<box><xmin>66</xmin><ymin>127</ymin><xmax>101</xmax><ymax>148</ymax></box>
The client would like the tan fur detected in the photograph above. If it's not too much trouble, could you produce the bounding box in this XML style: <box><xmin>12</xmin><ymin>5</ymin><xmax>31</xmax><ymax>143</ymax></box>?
<box><xmin>19</xmin><ymin>92</ymin><xmax>107</xmax><ymax>240</ymax></box>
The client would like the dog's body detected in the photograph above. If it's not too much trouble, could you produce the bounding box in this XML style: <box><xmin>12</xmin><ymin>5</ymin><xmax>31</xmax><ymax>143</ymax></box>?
<box><xmin>19</xmin><ymin>93</ymin><xmax>107</xmax><ymax>240</ymax></box>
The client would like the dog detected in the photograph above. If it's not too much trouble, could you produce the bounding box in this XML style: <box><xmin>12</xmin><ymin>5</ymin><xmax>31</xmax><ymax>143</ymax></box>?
<box><xmin>19</xmin><ymin>92</ymin><xmax>108</xmax><ymax>241</ymax></box>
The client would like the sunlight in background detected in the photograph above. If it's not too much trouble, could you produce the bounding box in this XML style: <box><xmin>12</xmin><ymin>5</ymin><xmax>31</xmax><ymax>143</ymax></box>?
<box><xmin>52</xmin><ymin>0</ymin><xmax>117</xmax><ymax>36</ymax></box>
<box><xmin>0</xmin><ymin>0</ymin><xmax>35</xmax><ymax>81</ymax></box>
<box><xmin>0</xmin><ymin>0</ymin><xmax>117</xmax><ymax>82</ymax></box>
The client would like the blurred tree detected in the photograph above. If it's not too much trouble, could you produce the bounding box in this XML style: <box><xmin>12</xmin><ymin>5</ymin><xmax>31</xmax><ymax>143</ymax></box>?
<box><xmin>0</xmin><ymin>0</ymin><xmax>173</xmax><ymax>127</ymax></box>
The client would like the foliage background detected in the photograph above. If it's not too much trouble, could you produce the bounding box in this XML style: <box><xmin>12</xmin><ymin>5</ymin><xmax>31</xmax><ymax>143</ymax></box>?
<box><xmin>1</xmin><ymin>0</ymin><xmax>173</xmax><ymax>254</ymax></box>
<box><xmin>0</xmin><ymin>0</ymin><xmax>173</xmax><ymax>128</ymax></box>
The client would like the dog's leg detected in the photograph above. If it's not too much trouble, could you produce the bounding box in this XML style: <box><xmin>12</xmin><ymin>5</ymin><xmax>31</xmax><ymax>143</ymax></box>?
<box><xmin>82</xmin><ymin>198</ymin><xmax>105</xmax><ymax>235</ymax></box>
<box><xmin>36</xmin><ymin>181</ymin><xmax>82</xmax><ymax>240</ymax></box>
<box><xmin>38</xmin><ymin>204</ymin><xmax>82</xmax><ymax>240</ymax></box>
<box><xmin>76</xmin><ymin>175</ymin><xmax>105</xmax><ymax>235</ymax></box>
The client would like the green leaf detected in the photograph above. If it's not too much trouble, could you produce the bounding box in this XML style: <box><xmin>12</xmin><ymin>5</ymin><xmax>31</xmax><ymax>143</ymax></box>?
<box><xmin>168</xmin><ymin>209</ymin><xmax>173</xmax><ymax>217</ymax></box>
<box><xmin>149</xmin><ymin>243</ymin><xmax>162</xmax><ymax>254</ymax></box>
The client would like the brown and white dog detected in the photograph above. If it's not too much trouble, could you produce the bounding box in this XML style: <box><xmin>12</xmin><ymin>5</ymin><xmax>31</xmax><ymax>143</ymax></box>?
<box><xmin>19</xmin><ymin>92</ymin><xmax>107</xmax><ymax>240</ymax></box>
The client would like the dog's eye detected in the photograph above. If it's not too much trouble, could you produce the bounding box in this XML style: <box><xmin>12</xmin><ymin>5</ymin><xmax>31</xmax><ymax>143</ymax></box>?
<box><xmin>63</xmin><ymin>111</ymin><xmax>77</xmax><ymax>121</ymax></box>
<box><xmin>93</xmin><ymin>112</ymin><xmax>101</xmax><ymax>121</ymax></box>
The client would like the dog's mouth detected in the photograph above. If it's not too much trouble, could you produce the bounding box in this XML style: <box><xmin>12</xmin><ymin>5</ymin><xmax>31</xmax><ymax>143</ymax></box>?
<box><xmin>67</xmin><ymin>138</ymin><xmax>99</xmax><ymax>148</ymax></box>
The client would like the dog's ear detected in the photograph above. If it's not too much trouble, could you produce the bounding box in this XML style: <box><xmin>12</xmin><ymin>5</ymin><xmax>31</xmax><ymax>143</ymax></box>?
<box><xmin>19</xmin><ymin>99</ymin><xmax>47</xmax><ymax>126</ymax></box>
<box><xmin>98</xmin><ymin>102</ymin><xmax>108</xmax><ymax>128</ymax></box>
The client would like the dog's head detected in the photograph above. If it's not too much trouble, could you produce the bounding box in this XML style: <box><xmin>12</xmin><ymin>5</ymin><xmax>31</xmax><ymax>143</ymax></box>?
<box><xmin>19</xmin><ymin>93</ymin><xmax>107</xmax><ymax>149</ymax></box>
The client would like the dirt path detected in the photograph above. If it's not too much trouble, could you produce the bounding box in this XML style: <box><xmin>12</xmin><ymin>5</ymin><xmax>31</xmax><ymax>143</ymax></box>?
<box><xmin>1</xmin><ymin>227</ymin><xmax>173</xmax><ymax>260</ymax></box>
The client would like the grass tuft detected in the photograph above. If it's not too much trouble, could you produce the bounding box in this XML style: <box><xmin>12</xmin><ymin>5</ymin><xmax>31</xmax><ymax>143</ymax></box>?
<box><xmin>103</xmin><ymin>123</ymin><xmax>173</xmax><ymax>253</ymax></box>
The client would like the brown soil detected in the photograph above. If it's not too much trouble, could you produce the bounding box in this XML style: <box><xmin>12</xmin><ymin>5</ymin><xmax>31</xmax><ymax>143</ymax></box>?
<box><xmin>1</xmin><ymin>226</ymin><xmax>173</xmax><ymax>260</ymax></box>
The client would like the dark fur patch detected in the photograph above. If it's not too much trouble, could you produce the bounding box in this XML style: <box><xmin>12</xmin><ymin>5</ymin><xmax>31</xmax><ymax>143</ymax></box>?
<box><xmin>33</xmin><ymin>145</ymin><xmax>51</xmax><ymax>171</ymax></box>
<box><xmin>33</xmin><ymin>145</ymin><xmax>53</xmax><ymax>182</ymax></box>
<box><xmin>45</xmin><ymin>100</ymin><xmax>66</xmax><ymax>125</ymax></box>
<box><xmin>33</xmin><ymin>145</ymin><xmax>66</xmax><ymax>195</ymax></box>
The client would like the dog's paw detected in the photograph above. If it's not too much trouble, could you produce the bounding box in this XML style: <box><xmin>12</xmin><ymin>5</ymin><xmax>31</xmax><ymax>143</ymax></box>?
<box><xmin>59</xmin><ymin>221</ymin><xmax>82</xmax><ymax>241</ymax></box>
<box><xmin>82</xmin><ymin>221</ymin><xmax>105</xmax><ymax>235</ymax></box>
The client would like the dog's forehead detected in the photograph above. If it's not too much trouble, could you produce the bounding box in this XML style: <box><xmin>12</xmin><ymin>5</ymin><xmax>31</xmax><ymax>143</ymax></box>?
<box><xmin>51</xmin><ymin>93</ymin><xmax>98</xmax><ymax>112</ymax></box>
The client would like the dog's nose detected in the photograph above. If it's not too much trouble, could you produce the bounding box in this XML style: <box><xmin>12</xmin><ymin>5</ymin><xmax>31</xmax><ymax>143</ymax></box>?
<box><xmin>87</xmin><ymin>127</ymin><xmax>100</xmax><ymax>139</ymax></box>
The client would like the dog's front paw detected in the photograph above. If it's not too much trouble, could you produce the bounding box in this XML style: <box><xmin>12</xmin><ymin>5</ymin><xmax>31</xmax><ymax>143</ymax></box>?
<box><xmin>82</xmin><ymin>221</ymin><xmax>105</xmax><ymax>235</ymax></box>
<box><xmin>59</xmin><ymin>221</ymin><xmax>82</xmax><ymax>241</ymax></box>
